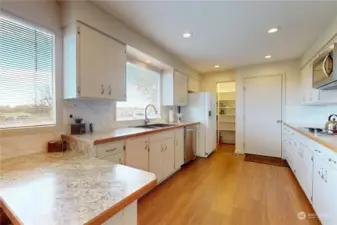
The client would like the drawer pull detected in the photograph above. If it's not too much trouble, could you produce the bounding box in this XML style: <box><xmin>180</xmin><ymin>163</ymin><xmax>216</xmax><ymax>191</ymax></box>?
<box><xmin>328</xmin><ymin>158</ymin><xmax>337</xmax><ymax>164</ymax></box>
<box><xmin>106</xmin><ymin>148</ymin><xmax>117</xmax><ymax>153</ymax></box>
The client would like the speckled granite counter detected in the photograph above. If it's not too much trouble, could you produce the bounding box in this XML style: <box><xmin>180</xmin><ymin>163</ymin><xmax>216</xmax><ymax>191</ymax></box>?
<box><xmin>62</xmin><ymin>122</ymin><xmax>199</xmax><ymax>145</ymax></box>
<box><xmin>284</xmin><ymin>123</ymin><xmax>337</xmax><ymax>153</ymax></box>
<box><xmin>0</xmin><ymin>151</ymin><xmax>156</xmax><ymax>225</ymax></box>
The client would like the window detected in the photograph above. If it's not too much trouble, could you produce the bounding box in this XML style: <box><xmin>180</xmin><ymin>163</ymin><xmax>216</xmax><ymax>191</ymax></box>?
<box><xmin>0</xmin><ymin>14</ymin><xmax>55</xmax><ymax>129</ymax></box>
<box><xmin>116</xmin><ymin>61</ymin><xmax>160</xmax><ymax>121</ymax></box>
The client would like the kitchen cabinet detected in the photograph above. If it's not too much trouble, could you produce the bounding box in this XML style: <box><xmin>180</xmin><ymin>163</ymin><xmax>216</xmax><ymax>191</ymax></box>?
<box><xmin>313</xmin><ymin>147</ymin><xmax>337</xmax><ymax>225</ymax></box>
<box><xmin>95</xmin><ymin>140</ymin><xmax>125</xmax><ymax>164</ymax></box>
<box><xmin>103</xmin><ymin>201</ymin><xmax>137</xmax><ymax>225</ymax></box>
<box><xmin>149</xmin><ymin>131</ymin><xmax>175</xmax><ymax>182</ymax></box>
<box><xmin>125</xmin><ymin>136</ymin><xmax>149</xmax><ymax>171</ymax></box>
<box><xmin>162</xmin><ymin>70</ymin><xmax>188</xmax><ymax>106</ymax></box>
<box><xmin>63</xmin><ymin>22</ymin><xmax>126</xmax><ymax>100</ymax></box>
<box><xmin>297</xmin><ymin>141</ymin><xmax>314</xmax><ymax>202</ymax></box>
<box><xmin>300</xmin><ymin>63</ymin><xmax>321</xmax><ymax>105</ymax></box>
<box><xmin>188</xmin><ymin>77</ymin><xmax>200</xmax><ymax>92</ymax></box>
<box><xmin>174</xmin><ymin>128</ymin><xmax>185</xmax><ymax>170</ymax></box>
<box><xmin>284</xmin><ymin>125</ymin><xmax>337</xmax><ymax>225</ymax></box>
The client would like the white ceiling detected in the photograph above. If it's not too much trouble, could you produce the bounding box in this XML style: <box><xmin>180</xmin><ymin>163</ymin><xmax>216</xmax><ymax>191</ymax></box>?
<box><xmin>93</xmin><ymin>1</ymin><xmax>337</xmax><ymax>74</ymax></box>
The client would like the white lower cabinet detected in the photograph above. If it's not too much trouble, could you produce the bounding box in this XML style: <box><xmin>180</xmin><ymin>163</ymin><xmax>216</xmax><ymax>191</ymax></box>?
<box><xmin>149</xmin><ymin>131</ymin><xmax>175</xmax><ymax>182</ymax></box>
<box><xmin>125</xmin><ymin>136</ymin><xmax>149</xmax><ymax>171</ymax></box>
<box><xmin>284</xmin><ymin>126</ymin><xmax>337</xmax><ymax>225</ymax></box>
<box><xmin>313</xmin><ymin>147</ymin><xmax>337</xmax><ymax>225</ymax></box>
<box><xmin>103</xmin><ymin>201</ymin><xmax>137</xmax><ymax>225</ymax></box>
<box><xmin>95</xmin><ymin>141</ymin><xmax>125</xmax><ymax>164</ymax></box>
<box><xmin>174</xmin><ymin>128</ymin><xmax>185</xmax><ymax>170</ymax></box>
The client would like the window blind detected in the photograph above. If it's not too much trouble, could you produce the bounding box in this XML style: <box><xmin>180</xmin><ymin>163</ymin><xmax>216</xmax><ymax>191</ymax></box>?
<box><xmin>0</xmin><ymin>13</ymin><xmax>55</xmax><ymax>128</ymax></box>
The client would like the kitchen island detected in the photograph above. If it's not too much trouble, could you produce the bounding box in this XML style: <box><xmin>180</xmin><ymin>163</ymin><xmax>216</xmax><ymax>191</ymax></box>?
<box><xmin>0</xmin><ymin>151</ymin><xmax>156</xmax><ymax>225</ymax></box>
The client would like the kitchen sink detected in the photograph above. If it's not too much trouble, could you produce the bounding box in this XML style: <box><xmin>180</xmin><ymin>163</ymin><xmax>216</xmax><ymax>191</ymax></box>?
<box><xmin>133</xmin><ymin>123</ymin><xmax>176</xmax><ymax>129</ymax></box>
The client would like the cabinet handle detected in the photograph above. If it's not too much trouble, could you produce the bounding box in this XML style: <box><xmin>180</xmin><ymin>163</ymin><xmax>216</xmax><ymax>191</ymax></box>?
<box><xmin>109</xmin><ymin>85</ymin><xmax>111</xmax><ymax>95</ymax></box>
<box><xmin>145</xmin><ymin>144</ymin><xmax>148</xmax><ymax>150</ymax></box>
<box><xmin>101</xmin><ymin>84</ymin><xmax>105</xmax><ymax>94</ymax></box>
<box><xmin>328</xmin><ymin>158</ymin><xmax>336</xmax><ymax>164</ymax></box>
<box><xmin>106</xmin><ymin>148</ymin><xmax>116</xmax><ymax>153</ymax></box>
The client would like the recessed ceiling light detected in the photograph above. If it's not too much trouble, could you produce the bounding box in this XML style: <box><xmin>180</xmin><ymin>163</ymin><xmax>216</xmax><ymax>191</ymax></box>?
<box><xmin>214</xmin><ymin>65</ymin><xmax>220</xmax><ymax>68</ymax></box>
<box><xmin>183</xmin><ymin>32</ymin><xmax>192</xmax><ymax>38</ymax></box>
<box><xmin>265</xmin><ymin>55</ymin><xmax>272</xmax><ymax>59</ymax></box>
<box><xmin>146</xmin><ymin>60</ymin><xmax>152</xmax><ymax>63</ymax></box>
<box><xmin>268</xmin><ymin>28</ymin><xmax>279</xmax><ymax>34</ymax></box>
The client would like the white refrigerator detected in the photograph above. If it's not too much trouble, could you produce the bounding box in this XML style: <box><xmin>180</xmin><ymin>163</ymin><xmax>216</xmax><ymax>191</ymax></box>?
<box><xmin>182</xmin><ymin>92</ymin><xmax>217</xmax><ymax>158</ymax></box>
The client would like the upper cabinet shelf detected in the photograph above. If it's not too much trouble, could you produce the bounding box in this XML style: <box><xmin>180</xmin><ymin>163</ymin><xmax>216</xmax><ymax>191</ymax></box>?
<box><xmin>63</xmin><ymin>22</ymin><xmax>127</xmax><ymax>100</ymax></box>
<box><xmin>162</xmin><ymin>70</ymin><xmax>188</xmax><ymax>106</ymax></box>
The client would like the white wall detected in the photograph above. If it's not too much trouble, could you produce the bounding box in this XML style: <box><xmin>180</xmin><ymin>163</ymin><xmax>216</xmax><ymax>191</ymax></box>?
<box><xmin>0</xmin><ymin>1</ymin><xmax>200</xmax><ymax>160</ymax></box>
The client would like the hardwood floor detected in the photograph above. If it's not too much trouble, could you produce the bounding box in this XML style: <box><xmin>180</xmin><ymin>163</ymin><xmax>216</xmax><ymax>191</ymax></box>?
<box><xmin>138</xmin><ymin>145</ymin><xmax>320</xmax><ymax>225</ymax></box>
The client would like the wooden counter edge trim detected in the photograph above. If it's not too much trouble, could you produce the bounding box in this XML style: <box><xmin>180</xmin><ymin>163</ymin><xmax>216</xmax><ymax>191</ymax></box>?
<box><xmin>62</xmin><ymin>122</ymin><xmax>200</xmax><ymax>145</ymax></box>
<box><xmin>284</xmin><ymin>123</ymin><xmax>337</xmax><ymax>153</ymax></box>
<box><xmin>0</xmin><ymin>197</ymin><xmax>22</xmax><ymax>225</ymax></box>
<box><xmin>85</xmin><ymin>178</ymin><xmax>157</xmax><ymax>225</ymax></box>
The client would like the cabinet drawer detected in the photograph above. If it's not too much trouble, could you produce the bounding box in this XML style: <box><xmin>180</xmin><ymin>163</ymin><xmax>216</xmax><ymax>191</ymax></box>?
<box><xmin>150</xmin><ymin>130</ymin><xmax>175</xmax><ymax>143</ymax></box>
<box><xmin>95</xmin><ymin>141</ymin><xmax>125</xmax><ymax>158</ymax></box>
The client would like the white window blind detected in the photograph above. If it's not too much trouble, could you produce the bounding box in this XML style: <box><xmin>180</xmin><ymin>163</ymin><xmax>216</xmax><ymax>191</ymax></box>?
<box><xmin>0</xmin><ymin>14</ymin><xmax>55</xmax><ymax>128</ymax></box>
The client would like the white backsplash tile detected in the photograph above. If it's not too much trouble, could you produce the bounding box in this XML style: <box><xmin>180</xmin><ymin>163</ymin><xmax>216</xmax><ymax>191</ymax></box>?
<box><xmin>286</xmin><ymin>105</ymin><xmax>337</xmax><ymax>126</ymax></box>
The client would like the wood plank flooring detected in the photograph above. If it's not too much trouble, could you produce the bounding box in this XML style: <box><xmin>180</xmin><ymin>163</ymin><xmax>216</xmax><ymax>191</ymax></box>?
<box><xmin>138</xmin><ymin>145</ymin><xmax>320</xmax><ymax>225</ymax></box>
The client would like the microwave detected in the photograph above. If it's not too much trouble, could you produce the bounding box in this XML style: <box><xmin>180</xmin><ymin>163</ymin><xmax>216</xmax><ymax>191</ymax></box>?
<box><xmin>313</xmin><ymin>43</ymin><xmax>337</xmax><ymax>90</ymax></box>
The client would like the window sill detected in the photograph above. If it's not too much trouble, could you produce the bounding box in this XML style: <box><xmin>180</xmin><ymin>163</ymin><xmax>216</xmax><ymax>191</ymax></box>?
<box><xmin>0</xmin><ymin>124</ymin><xmax>58</xmax><ymax>137</ymax></box>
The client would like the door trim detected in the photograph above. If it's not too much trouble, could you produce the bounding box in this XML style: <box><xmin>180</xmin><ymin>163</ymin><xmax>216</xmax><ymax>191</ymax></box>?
<box><xmin>243</xmin><ymin>74</ymin><xmax>284</xmax><ymax>157</ymax></box>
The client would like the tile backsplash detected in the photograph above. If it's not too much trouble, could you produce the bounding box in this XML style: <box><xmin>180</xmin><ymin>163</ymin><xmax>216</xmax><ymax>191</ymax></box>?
<box><xmin>0</xmin><ymin>99</ymin><xmax>171</xmax><ymax>160</ymax></box>
<box><xmin>286</xmin><ymin>105</ymin><xmax>337</xmax><ymax>126</ymax></box>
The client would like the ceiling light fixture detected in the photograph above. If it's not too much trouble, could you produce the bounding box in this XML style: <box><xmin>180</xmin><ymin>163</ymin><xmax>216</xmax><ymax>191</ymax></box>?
<box><xmin>265</xmin><ymin>55</ymin><xmax>272</xmax><ymax>59</ymax></box>
<box><xmin>268</xmin><ymin>28</ymin><xmax>279</xmax><ymax>34</ymax></box>
<box><xmin>146</xmin><ymin>60</ymin><xmax>152</xmax><ymax>63</ymax></box>
<box><xmin>183</xmin><ymin>32</ymin><xmax>192</xmax><ymax>38</ymax></box>
<box><xmin>214</xmin><ymin>65</ymin><xmax>220</xmax><ymax>68</ymax></box>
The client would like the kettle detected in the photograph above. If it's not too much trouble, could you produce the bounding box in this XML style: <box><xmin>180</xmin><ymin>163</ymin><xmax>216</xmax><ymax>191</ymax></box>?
<box><xmin>325</xmin><ymin>114</ymin><xmax>337</xmax><ymax>133</ymax></box>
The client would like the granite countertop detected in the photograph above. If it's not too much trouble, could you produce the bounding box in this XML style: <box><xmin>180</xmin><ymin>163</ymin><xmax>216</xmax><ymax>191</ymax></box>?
<box><xmin>284</xmin><ymin>123</ymin><xmax>337</xmax><ymax>153</ymax></box>
<box><xmin>62</xmin><ymin>122</ymin><xmax>200</xmax><ymax>145</ymax></box>
<box><xmin>0</xmin><ymin>151</ymin><xmax>157</xmax><ymax>225</ymax></box>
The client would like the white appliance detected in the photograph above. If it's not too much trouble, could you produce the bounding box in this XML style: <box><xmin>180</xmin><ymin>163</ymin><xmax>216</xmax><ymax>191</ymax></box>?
<box><xmin>313</xmin><ymin>43</ymin><xmax>337</xmax><ymax>90</ymax></box>
<box><xmin>182</xmin><ymin>92</ymin><xmax>217</xmax><ymax>158</ymax></box>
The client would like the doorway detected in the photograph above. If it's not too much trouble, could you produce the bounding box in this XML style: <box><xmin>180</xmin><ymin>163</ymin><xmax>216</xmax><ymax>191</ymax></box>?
<box><xmin>217</xmin><ymin>81</ymin><xmax>236</xmax><ymax>153</ymax></box>
<box><xmin>243</xmin><ymin>74</ymin><xmax>283</xmax><ymax>158</ymax></box>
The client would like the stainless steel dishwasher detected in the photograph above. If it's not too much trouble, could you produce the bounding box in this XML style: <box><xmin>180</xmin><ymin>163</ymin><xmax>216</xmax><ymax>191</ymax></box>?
<box><xmin>184</xmin><ymin>126</ymin><xmax>196</xmax><ymax>164</ymax></box>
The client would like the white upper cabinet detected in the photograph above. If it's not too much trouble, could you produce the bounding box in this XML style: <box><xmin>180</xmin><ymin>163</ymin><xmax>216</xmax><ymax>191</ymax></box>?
<box><xmin>63</xmin><ymin>22</ymin><xmax>126</xmax><ymax>100</ymax></box>
<box><xmin>188</xmin><ymin>77</ymin><xmax>200</xmax><ymax>93</ymax></box>
<box><xmin>162</xmin><ymin>70</ymin><xmax>188</xmax><ymax>106</ymax></box>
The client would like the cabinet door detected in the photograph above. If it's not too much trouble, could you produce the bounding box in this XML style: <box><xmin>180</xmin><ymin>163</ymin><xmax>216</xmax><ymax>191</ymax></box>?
<box><xmin>313</xmin><ymin>154</ymin><xmax>330</xmax><ymax>225</ymax></box>
<box><xmin>149</xmin><ymin>141</ymin><xmax>164</xmax><ymax>182</ymax></box>
<box><xmin>103</xmin><ymin>37</ymin><xmax>126</xmax><ymax>101</ymax></box>
<box><xmin>103</xmin><ymin>210</ymin><xmax>124</xmax><ymax>225</ymax></box>
<box><xmin>174</xmin><ymin>128</ymin><xmax>185</xmax><ymax>170</ymax></box>
<box><xmin>300</xmin><ymin>142</ymin><xmax>314</xmax><ymax>202</ymax></box>
<box><xmin>78</xmin><ymin>23</ymin><xmax>106</xmax><ymax>98</ymax></box>
<box><xmin>123</xmin><ymin>201</ymin><xmax>137</xmax><ymax>225</ymax></box>
<box><xmin>163</xmin><ymin>138</ymin><xmax>175</xmax><ymax>179</ymax></box>
<box><xmin>174</xmin><ymin>71</ymin><xmax>188</xmax><ymax>106</ymax></box>
<box><xmin>125</xmin><ymin>136</ymin><xmax>149</xmax><ymax>171</ymax></box>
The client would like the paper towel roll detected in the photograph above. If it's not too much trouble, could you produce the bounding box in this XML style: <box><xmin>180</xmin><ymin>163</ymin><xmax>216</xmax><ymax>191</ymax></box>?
<box><xmin>169</xmin><ymin>110</ymin><xmax>174</xmax><ymax>123</ymax></box>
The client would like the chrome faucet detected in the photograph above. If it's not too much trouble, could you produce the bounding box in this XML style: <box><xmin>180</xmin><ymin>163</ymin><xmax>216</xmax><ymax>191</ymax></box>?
<box><xmin>144</xmin><ymin>104</ymin><xmax>158</xmax><ymax>125</ymax></box>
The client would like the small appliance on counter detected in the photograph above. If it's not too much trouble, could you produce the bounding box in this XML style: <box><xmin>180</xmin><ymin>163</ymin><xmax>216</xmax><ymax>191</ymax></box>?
<box><xmin>69</xmin><ymin>115</ymin><xmax>86</xmax><ymax>135</ymax></box>
<box><xmin>48</xmin><ymin>140</ymin><xmax>67</xmax><ymax>152</ymax></box>
<box><xmin>325</xmin><ymin>114</ymin><xmax>337</xmax><ymax>134</ymax></box>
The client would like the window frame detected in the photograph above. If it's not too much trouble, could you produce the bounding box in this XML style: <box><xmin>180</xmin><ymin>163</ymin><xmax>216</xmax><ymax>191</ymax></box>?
<box><xmin>116</xmin><ymin>57</ymin><xmax>162</xmax><ymax>122</ymax></box>
<box><xmin>0</xmin><ymin>12</ymin><xmax>57</xmax><ymax>130</ymax></box>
